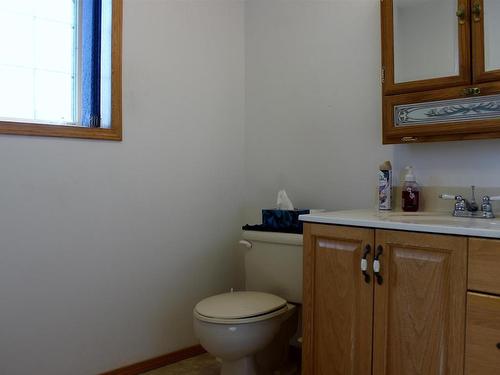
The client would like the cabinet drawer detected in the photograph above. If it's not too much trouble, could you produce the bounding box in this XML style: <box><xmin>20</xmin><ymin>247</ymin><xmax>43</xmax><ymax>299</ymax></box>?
<box><xmin>465</xmin><ymin>293</ymin><xmax>500</xmax><ymax>375</ymax></box>
<box><xmin>469</xmin><ymin>238</ymin><xmax>500</xmax><ymax>295</ymax></box>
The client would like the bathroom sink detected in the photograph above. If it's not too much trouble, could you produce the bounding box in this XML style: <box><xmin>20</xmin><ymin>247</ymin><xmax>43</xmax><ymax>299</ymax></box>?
<box><xmin>381</xmin><ymin>212</ymin><xmax>500</xmax><ymax>228</ymax></box>
<box><xmin>301</xmin><ymin>209</ymin><xmax>500</xmax><ymax>238</ymax></box>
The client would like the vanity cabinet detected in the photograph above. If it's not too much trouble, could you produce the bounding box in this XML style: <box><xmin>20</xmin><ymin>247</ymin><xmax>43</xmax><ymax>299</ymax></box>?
<box><xmin>303</xmin><ymin>224</ymin><xmax>467</xmax><ymax>375</ymax></box>
<box><xmin>381</xmin><ymin>0</ymin><xmax>500</xmax><ymax>144</ymax></box>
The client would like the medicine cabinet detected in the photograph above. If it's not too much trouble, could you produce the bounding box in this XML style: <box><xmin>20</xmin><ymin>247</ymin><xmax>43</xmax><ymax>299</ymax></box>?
<box><xmin>382</xmin><ymin>0</ymin><xmax>500</xmax><ymax>144</ymax></box>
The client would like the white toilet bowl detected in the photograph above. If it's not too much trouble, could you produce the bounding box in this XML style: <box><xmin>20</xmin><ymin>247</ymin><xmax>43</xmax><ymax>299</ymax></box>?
<box><xmin>193</xmin><ymin>291</ymin><xmax>295</xmax><ymax>375</ymax></box>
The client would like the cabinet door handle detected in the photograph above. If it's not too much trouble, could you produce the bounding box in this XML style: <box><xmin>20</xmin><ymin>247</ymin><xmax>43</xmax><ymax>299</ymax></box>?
<box><xmin>464</xmin><ymin>87</ymin><xmax>481</xmax><ymax>96</ymax></box>
<box><xmin>401</xmin><ymin>136</ymin><xmax>418</xmax><ymax>143</ymax></box>
<box><xmin>456</xmin><ymin>7</ymin><xmax>466</xmax><ymax>25</ymax></box>
<box><xmin>472</xmin><ymin>2</ymin><xmax>481</xmax><ymax>22</ymax></box>
<box><xmin>361</xmin><ymin>244</ymin><xmax>371</xmax><ymax>284</ymax></box>
<box><xmin>373</xmin><ymin>245</ymin><xmax>384</xmax><ymax>285</ymax></box>
<box><xmin>496</xmin><ymin>342</ymin><xmax>500</xmax><ymax>350</ymax></box>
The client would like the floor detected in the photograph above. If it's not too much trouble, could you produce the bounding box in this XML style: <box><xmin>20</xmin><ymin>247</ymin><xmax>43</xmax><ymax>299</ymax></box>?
<box><xmin>142</xmin><ymin>354</ymin><xmax>220</xmax><ymax>375</ymax></box>
<box><xmin>142</xmin><ymin>353</ymin><xmax>300</xmax><ymax>375</ymax></box>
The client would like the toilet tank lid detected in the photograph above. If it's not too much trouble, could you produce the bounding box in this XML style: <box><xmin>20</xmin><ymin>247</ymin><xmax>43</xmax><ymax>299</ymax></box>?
<box><xmin>242</xmin><ymin>231</ymin><xmax>303</xmax><ymax>245</ymax></box>
<box><xmin>194</xmin><ymin>291</ymin><xmax>287</xmax><ymax>320</ymax></box>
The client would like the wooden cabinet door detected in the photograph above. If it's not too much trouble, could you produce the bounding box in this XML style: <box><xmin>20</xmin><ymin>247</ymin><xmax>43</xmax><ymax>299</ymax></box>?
<box><xmin>465</xmin><ymin>292</ymin><xmax>500</xmax><ymax>375</ymax></box>
<box><xmin>469</xmin><ymin>238</ymin><xmax>500</xmax><ymax>295</ymax></box>
<box><xmin>303</xmin><ymin>224</ymin><xmax>374</xmax><ymax>375</ymax></box>
<box><xmin>381</xmin><ymin>0</ymin><xmax>471</xmax><ymax>96</ymax></box>
<box><xmin>472</xmin><ymin>0</ymin><xmax>500</xmax><ymax>83</ymax></box>
<box><xmin>373</xmin><ymin>230</ymin><xmax>467</xmax><ymax>375</ymax></box>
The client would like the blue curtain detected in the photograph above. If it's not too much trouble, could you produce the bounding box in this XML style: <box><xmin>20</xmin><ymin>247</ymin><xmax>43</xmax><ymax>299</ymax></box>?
<box><xmin>81</xmin><ymin>0</ymin><xmax>102</xmax><ymax>128</ymax></box>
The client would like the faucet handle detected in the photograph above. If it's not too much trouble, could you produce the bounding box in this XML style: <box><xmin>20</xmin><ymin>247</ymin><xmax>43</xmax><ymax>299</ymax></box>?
<box><xmin>439</xmin><ymin>194</ymin><xmax>460</xmax><ymax>200</ymax></box>
<box><xmin>482</xmin><ymin>195</ymin><xmax>500</xmax><ymax>204</ymax></box>
<box><xmin>440</xmin><ymin>194</ymin><xmax>466</xmax><ymax>213</ymax></box>
<box><xmin>481</xmin><ymin>196</ymin><xmax>497</xmax><ymax>218</ymax></box>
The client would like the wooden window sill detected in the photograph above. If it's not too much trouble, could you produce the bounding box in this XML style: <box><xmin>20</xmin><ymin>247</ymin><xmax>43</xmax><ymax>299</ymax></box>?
<box><xmin>0</xmin><ymin>121</ymin><xmax>122</xmax><ymax>141</ymax></box>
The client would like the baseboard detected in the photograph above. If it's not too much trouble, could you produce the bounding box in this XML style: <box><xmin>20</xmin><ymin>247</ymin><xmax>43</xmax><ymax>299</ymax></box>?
<box><xmin>100</xmin><ymin>345</ymin><xmax>206</xmax><ymax>375</ymax></box>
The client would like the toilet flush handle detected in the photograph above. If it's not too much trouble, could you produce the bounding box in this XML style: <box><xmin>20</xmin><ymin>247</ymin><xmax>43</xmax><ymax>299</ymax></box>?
<box><xmin>239</xmin><ymin>240</ymin><xmax>252</xmax><ymax>249</ymax></box>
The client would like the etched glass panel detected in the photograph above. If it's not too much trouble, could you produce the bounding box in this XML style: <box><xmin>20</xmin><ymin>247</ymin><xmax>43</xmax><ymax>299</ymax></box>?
<box><xmin>394</xmin><ymin>95</ymin><xmax>500</xmax><ymax>127</ymax></box>
<box><xmin>393</xmin><ymin>0</ymin><xmax>459</xmax><ymax>83</ymax></box>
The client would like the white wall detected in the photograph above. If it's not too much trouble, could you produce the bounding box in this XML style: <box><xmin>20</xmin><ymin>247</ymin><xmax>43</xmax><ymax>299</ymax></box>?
<box><xmin>0</xmin><ymin>1</ymin><xmax>245</xmax><ymax>374</ymax></box>
<box><xmin>393</xmin><ymin>140</ymin><xmax>500</xmax><ymax>187</ymax></box>
<box><xmin>245</xmin><ymin>0</ymin><xmax>500</xmax><ymax>213</ymax></box>
<box><xmin>245</xmin><ymin>0</ymin><xmax>392</xmax><ymax>211</ymax></box>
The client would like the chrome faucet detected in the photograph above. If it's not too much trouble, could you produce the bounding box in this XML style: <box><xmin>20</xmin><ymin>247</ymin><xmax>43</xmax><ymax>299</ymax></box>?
<box><xmin>439</xmin><ymin>186</ymin><xmax>500</xmax><ymax>219</ymax></box>
<box><xmin>469</xmin><ymin>185</ymin><xmax>479</xmax><ymax>212</ymax></box>
<box><xmin>481</xmin><ymin>196</ymin><xmax>500</xmax><ymax>219</ymax></box>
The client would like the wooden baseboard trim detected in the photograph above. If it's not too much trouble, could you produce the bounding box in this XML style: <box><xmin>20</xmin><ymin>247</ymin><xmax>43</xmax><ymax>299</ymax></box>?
<box><xmin>100</xmin><ymin>345</ymin><xmax>206</xmax><ymax>375</ymax></box>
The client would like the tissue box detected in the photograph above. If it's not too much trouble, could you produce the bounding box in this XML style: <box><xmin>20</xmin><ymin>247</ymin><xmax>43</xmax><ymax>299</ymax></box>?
<box><xmin>262</xmin><ymin>209</ymin><xmax>310</xmax><ymax>233</ymax></box>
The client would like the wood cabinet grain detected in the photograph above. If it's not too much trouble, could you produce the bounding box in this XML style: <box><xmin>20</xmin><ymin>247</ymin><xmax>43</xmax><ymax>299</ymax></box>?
<box><xmin>469</xmin><ymin>238</ymin><xmax>500</xmax><ymax>295</ymax></box>
<box><xmin>465</xmin><ymin>292</ymin><xmax>500</xmax><ymax>375</ymax></box>
<box><xmin>303</xmin><ymin>224</ymin><xmax>374</xmax><ymax>375</ymax></box>
<box><xmin>303</xmin><ymin>225</ymin><xmax>469</xmax><ymax>375</ymax></box>
<box><xmin>373</xmin><ymin>230</ymin><xmax>467</xmax><ymax>375</ymax></box>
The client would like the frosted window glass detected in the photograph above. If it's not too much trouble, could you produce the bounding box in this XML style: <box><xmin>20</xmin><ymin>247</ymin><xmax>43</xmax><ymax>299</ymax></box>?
<box><xmin>35</xmin><ymin>71</ymin><xmax>73</xmax><ymax>123</ymax></box>
<box><xmin>0</xmin><ymin>13</ymin><xmax>34</xmax><ymax>67</ymax></box>
<box><xmin>0</xmin><ymin>0</ymin><xmax>36</xmax><ymax>15</ymax></box>
<box><xmin>0</xmin><ymin>66</ymin><xmax>34</xmax><ymax>119</ymax></box>
<box><xmin>0</xmin><ymin>0</ymin><xmax>76</xmax><ymax>124</ymax></box>
<box><xmin>33</xmin><ymin>0</ymin><xmax>75</xmax><ymax>22</ymax></box>
<box><xmin>35</xmin><ymin>19</ymin><xmax>74</xmax><ymax>74</ymax></box>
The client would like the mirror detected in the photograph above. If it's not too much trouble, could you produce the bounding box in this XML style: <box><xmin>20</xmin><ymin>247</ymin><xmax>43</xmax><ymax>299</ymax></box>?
<box><xmin>393</xmin><ymin>0</ymin><xmax>459</xmax><ymax>83</ymax></box>
<box><xmin>484</xmin><ymin>0</ymin><xmax>500</xmax><ymax>72</ymax></box>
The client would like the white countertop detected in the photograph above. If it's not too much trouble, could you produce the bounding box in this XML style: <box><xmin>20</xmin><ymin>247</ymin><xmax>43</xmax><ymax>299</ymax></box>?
<box><xmin>299</xmin><ymin>209</ymin><xmax>500</xmax><ymax>239</ymax></box>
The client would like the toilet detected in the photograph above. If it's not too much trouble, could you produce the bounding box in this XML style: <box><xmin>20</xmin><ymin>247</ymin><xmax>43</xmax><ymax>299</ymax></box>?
<box><xmin>193</xmin><ymin>230</ymin><xmax>303</xmax><ymax>375</ymax></box>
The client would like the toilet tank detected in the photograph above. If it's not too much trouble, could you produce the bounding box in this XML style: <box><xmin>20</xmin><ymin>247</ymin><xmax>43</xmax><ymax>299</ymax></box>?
<box><xmin>241</xmin><ymin>231</ymin><xmax>303</xmax><ymax>304</ymax></box>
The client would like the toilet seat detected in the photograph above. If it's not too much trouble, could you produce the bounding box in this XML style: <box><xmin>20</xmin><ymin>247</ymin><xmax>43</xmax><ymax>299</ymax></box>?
<box><xmin>194</xmin><ymin>291</ymin><xmax>289</xmax><ymax>325</ymax></box>
<box><xmin>194</xmin><ymin>304</ymin><xmax>291</xmax><ymax>324</ymax></box>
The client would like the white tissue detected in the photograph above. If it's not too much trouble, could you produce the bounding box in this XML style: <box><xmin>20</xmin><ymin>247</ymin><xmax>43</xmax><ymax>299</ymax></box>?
<box><xmin>277</xmin><ymin>190</ymin><xmax>294</xmax><ymax>210</ymax></box>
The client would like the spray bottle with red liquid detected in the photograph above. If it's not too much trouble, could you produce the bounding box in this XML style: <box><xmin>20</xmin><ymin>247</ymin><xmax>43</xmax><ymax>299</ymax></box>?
<box><xmin>402</xmin><ymin>166</ymin><xmax>420</xmax><ymax>212</ymax></box>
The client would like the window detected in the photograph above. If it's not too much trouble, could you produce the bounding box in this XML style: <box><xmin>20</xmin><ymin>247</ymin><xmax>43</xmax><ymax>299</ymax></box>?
<box><xmin>0</xmin><ymin>0</ymin><xmax>122</xmax><ymax>140</ymax></box>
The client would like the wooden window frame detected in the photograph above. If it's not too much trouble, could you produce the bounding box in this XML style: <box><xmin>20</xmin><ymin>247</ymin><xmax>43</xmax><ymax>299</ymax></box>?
<box><xmin>0</xmin><ymin>0</ymin><xmax>122</xmax><ymax>141</ymax></box>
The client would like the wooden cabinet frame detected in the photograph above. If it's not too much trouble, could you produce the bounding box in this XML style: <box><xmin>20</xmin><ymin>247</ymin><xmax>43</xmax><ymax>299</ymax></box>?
<box><xmin>383</xmin><ymin>81</ymin><xmax>500</xmax><ymax>144</ymax></box>
<box><xmin>381</xmin><ymin>0</ymin><xmax>471</xmax><ymax>96</ymax></box>
<box><xmin>471</xmin><ymin>0</ymin><xmax>500</xmax><ymax>83</ymax></box>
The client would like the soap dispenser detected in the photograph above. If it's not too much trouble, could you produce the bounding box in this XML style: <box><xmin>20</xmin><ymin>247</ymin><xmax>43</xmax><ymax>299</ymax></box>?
<box><xmin>402</xmin><ymin>166</ymin><xmax>420</xmax><ymax>212</ymax></box>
